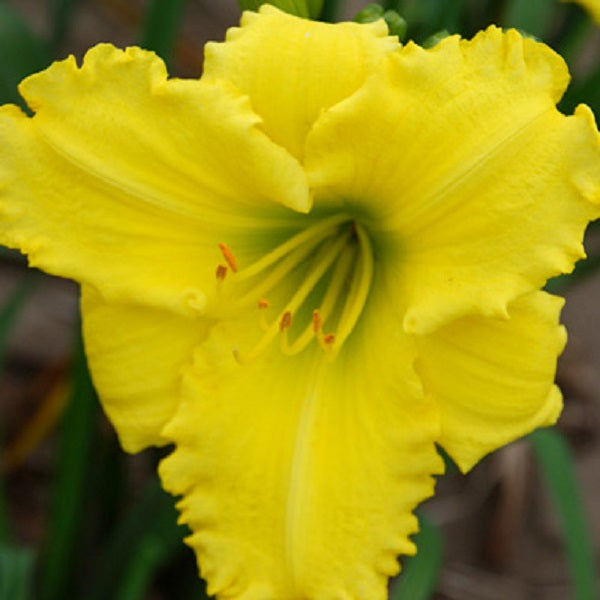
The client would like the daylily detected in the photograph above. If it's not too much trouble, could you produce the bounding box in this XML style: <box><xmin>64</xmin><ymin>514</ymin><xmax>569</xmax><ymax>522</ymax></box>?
<box><xmin>0</xmin><ymin>6</ymin><xmax>599</xmax><ymax>599</ymax></box>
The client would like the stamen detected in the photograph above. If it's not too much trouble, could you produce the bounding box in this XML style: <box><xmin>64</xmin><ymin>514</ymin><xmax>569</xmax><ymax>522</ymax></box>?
<box><xmin>284</xmin><ymin>232</ymin><xmax>352</xmax><ymax>315</ymax></box>
<box><xmin>239</xmin><ymin>232</ymin><xmax>352</xmax><ymax>360</ymax></box>
<box><xmin>231</xmin><ymin>217</ymin><xmax>374</xmax><ymax>362</ymax></box>
<box><xmin>279</xmin><ymin>311</ymin><xmax>292</xmax><ymax>331</ymax></box>
<box><xmin>278</xmin><ymin>235</ymin><xmax>350</xmax><ymax>356</ymax></box>
<box><xmin>258</xmin><ymin>299</ymin><xmax>270</xmax><ymax>331</ymax></box>
<box><xmin>278</xmin><ymin>311</ymin><xmax>293</xmax><ymax>353</ymax></box>
<box><xmin>312</xmin><ymin>310</ymin><xmax>321</xmax><ymax>333</ymax></box>
<box><xmin>233</xmin><ymin>238</ymin><xmax>323</xmax><ymax>309</ymax></box>
<box><xmin>281</xmin><ymin>245</ymin><xmax>356</xmax><ymax>356</ymax></box>
<box><xmin>218</xmin><ymin>242</ymin><xmax>238</xmax><ymax>272</ymax></box>
<box><xmin>216</xmin><ymin>264</ymin><xmax>227</xmax><ymax>280</ymax></box>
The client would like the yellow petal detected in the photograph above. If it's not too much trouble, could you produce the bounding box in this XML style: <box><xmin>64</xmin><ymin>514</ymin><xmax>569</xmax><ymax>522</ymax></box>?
<box><xmin>81</xmin><ymin>285</ymin><xmax>210</xmax><ymax>452</ymax></box>
<box><xmin>203</xmin><ymin>5</ymin><xmax>398</xmax><ymax>161</ymax></box>
<box><xmin>415</xmin><ymin>291</ymin><xmax>565</xmax><ymax>473</ymax></box>
<box><xmin>159</xmin><ymin>284</ymin><xmax>443</xmax><ymax>599</ymax></box>
<box><xmin>305</xmin><ymin>27</ymin><xmax>600</xmax><ymax>334</ymax></box>
<box><xmin>0</xmin><ymin>44</ymin><xmax>309</xmax><ymax>313</ymax></box>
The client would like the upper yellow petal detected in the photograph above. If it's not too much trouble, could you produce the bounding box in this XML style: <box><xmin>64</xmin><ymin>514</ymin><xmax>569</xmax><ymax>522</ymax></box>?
<box><xmin>415</xmin><ymin>291</ymin><xmax>565</xmax><ymax>472</ymax></box>
<box><xmin>0</xmin><ymin>44</ymin><xmax>309</xmax><ymax>313</ymax></box>
<box><xmin>159</xmin><ymin>279</ymin><xmax>443</xmax><ymax>599</ymax></box>
<box><xmin>305</xmin><ymin>26</ymin><xmax>600</xmax><ymax>334</ymax></box>
<box><xmin>203</xmin><ymin>5</ymin><xmax>398</xmax><ymax>161</ymax></box>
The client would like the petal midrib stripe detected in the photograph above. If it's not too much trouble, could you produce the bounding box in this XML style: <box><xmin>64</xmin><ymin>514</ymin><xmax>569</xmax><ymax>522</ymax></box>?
<box><xmin>284</xmin><ymin>356</ymin><xmax>324</xmax><ymax>591</ymax></box>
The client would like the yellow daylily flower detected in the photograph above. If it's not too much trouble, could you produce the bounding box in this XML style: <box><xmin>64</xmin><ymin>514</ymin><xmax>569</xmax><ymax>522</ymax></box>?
<box><xmin>1</xmin><ymin>5</ymin><xmax>599</xmax><ymax>599</ymax></box>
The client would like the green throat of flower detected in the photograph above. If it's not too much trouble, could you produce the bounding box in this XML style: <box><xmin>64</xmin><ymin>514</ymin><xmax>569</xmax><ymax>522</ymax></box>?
<box><xmin>215</xmin><ymin>213</ymin><xmax>374</xmax><ymax>363</ymax></box>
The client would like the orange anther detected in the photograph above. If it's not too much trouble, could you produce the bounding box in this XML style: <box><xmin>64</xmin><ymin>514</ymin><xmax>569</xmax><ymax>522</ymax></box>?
<box><xmin>279</xmin><ymin>311</ymin><xmax>292</xmax><ymax>332</ymax></box>
<box><xmin>258</xmin><ymin>298</ymin><xmax>269</xmax><ymax>309</ymax></box>
<box><xmin>216</xmin><ymin>264</ymin><xmax>227</xmax><ymax>280</ymax></box>
<box><xmin>323</xmin><ymin>333</ymin><xmax>336</xmax><ymax>345</ymax></box>
<box><xmin>312</xmin><ymin>309</ymin><xmax>321</xmax><ymax>333</ymax></box>
<box><xmin>218</xmin><ymin>242</ymin><xmax>238</xmax><ymax>272</ymax></box>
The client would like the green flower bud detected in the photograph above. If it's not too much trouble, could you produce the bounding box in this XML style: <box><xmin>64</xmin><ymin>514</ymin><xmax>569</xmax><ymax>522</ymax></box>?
<box><xmin>353</xmin><ymin>3</ymin><xmax>384</xmax><ymax>24</ymax></box>
<box><xmin>422</xmin><ymin>29</ymin><xmax>451</xmax><ymax>48</ymax></box>
<box><xmin>354</xmin><ymin>5</ymin><xmax>407</xmax><ymax>41</ymax></box>
<box><xmin>382</xmin><ymin>10</ymin><xmax>407</xmax><ymax>40</ymax></box>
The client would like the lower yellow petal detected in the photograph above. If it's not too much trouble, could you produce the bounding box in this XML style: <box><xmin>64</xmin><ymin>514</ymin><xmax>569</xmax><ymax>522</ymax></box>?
<box><xmin>159</xmin><ymin>287</ymin><xmax>443</xmax><ymax>599</ymax></box>
<box><xmin>415</xmin><ymin>291</ymin><xmax>565</xmax><ymax>472</ymax></box>
<box><xmin>81</xmin><ymin>285</ymin><xmax>210</xmax><ymax>452</ymax></box>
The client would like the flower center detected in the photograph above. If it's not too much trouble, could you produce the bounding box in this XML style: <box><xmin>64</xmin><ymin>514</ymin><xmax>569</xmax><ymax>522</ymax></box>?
<box><xmin>216</xmin><ymin>214</ymin><xmax>373</xmax><ymax>363</ymax></box>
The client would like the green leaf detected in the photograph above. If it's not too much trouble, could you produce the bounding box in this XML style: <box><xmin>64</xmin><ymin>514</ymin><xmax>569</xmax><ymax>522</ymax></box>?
<box><xmin>87</xmin><ymin>476</ymin><xmax>193</xmax><ymax>600</ymax></box>
<box><xmin>115</xmin><ymin>534</ymin><xmax>166</xmax><ymax>600</ymax></box>
<box><xmin>115</xmin><ymin>482</ymin><xmax>189</xmax><ymax>600</ymax></box>
<box><xmin>0</xmin><ymin>544</ymin><xmax>35</xmax><ymax>600</ymax></box>
<box><xmin>307</xmin><ymin>0</ymin><xmax>324</xmax><ymax>18</ymax></box>
<box><xmin>39</xmin><ymin>332</ymin><xmax>98</xmax><ymax>600</ymax></box>
<box><xmin>85</xmin><ymin>479</ymin><xmax>164</xmax><ymax>600</ymax></box>
<box><xmin>0</xmin><ymin>3</ymin><xmax>49</xmax><ymax>106</ymax></box>
<box><xmin>391</xmin><ymin>515</ymin><xmax>444</xmax><ymax>600</ymax></box>
<box><xmin>140</xmin><ymin>0</ymin><xmax>187</xmax><ymax>67</ymax></box>
<box><xmin>319</xmin><ymin>0</ymin><xmax>341</xmax><ymax>21</ymax></box>
<box><xmin>530</xmin><ymin>428</ymin><xmax>596</xmax><ymax>600</ymax></box>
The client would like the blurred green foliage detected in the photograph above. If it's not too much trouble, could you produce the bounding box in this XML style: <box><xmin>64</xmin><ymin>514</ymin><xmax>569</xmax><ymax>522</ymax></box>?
<box><xmin>0</xmin><ymin>3</ymin><xmax>49</xmax><ymax>109</ymax></box>
<box><xmin>531</xmin><ymin>429</ymin><xmax>597</xmax><ymax>600</ymax></box>
<box><xmin>238</xmin><ymin>0</ymin><xmax>325</xmax><ymax>19</ymax></box>
<box><xmin>391</xmin><ymin>515</ymin><xmax>444</xmax><ymax>600</ymax></box>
